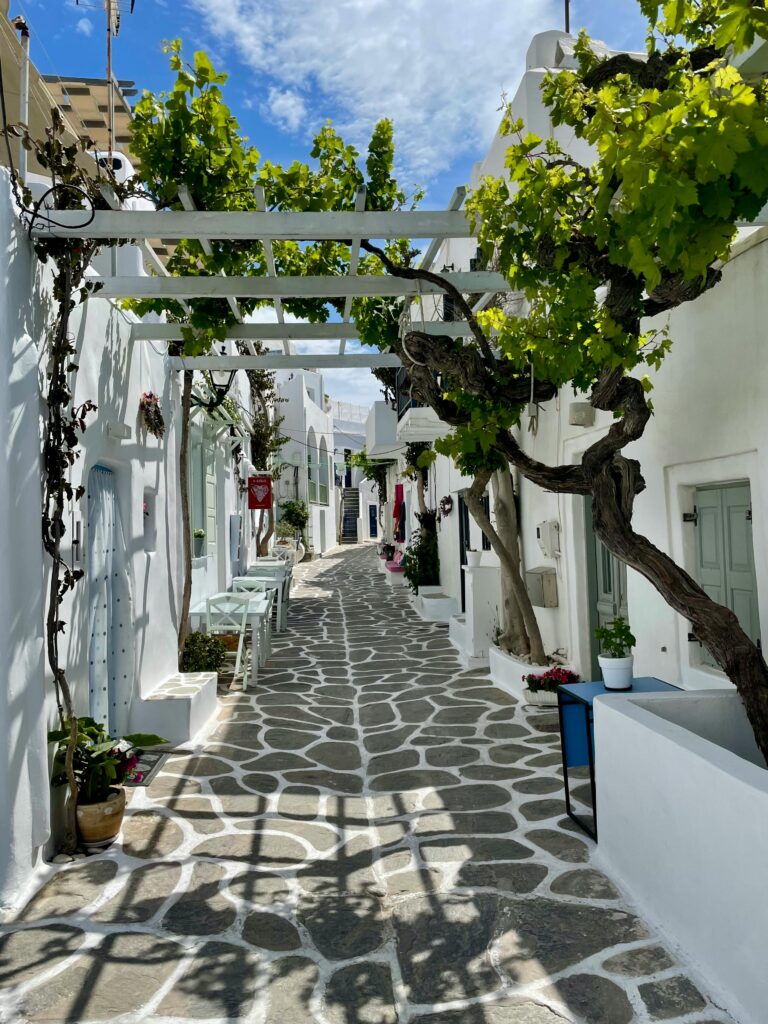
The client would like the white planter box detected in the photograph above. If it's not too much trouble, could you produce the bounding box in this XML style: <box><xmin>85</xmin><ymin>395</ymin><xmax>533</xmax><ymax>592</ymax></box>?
<box><xmin>488</xmin><ymin>645</ymin><xmax>551</xmax><ymax>701</ymax></box>
<box><xmin>595</xmin><ymin>689</ymin><xmax>768</xmax><ymax>1024</ymax></box>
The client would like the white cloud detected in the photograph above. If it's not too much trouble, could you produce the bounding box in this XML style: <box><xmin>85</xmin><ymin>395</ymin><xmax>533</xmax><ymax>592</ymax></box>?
<box><xmin>186</xmin><ymin>0</ymin><xmax>558</xmax><ymax>182</ymax></box>
<box><xmin>76</xmin><ymin>16</ymin><xmax>93</xmax><ymax>37</ymax></box>
<box><xmin>262</xmin><ymin>86</ymin><xmax>307</xmax><ymax>133</ymax></box>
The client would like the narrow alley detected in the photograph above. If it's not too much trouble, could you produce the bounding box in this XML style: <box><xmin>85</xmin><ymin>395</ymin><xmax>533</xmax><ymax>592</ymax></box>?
<box><xmin>0</xmin><ymin>548</ymin><xmax>725</xmax><ymax>1024</ymax></box>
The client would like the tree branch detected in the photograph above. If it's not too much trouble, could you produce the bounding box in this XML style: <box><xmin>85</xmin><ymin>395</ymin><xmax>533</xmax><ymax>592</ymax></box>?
<box><xmin>360</xmin><ymin>239</ymin><xmax>497</xmax><ymax>362</ymax></box>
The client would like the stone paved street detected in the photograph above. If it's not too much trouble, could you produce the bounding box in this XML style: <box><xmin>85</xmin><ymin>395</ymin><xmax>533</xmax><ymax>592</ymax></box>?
<box><xmin>0</xmin><ymin>547</ymin><xmax>731</xmax><ymax>1023</ymax></box>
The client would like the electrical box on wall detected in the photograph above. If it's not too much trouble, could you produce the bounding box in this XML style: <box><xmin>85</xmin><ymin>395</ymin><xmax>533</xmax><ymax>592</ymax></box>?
<box><xmin>536</xmin><ymin>519</ymin><xmax>561</xmax><ymax>558</ymax></box>
<box><xmin>568</xmin><ymin>402</ymin><xmax>596</xmax><ymax>427</ymax></box>
<box><xmin>526</xmin><ymin>566</ymin><xmax>558</xmax><ymax>608</ymax></box>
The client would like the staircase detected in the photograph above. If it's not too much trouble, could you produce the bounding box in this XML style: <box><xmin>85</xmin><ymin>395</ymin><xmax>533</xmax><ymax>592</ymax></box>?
<box><xmin>341</xmin><ymin>488</ymin><xmax>360</xmax><ymax>544</ymax></box>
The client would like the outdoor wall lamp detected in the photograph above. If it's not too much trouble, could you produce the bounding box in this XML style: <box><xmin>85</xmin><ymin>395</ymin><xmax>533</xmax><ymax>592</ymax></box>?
<box><xmin>191</xmin><ymin>347</ymin><xmax>236</xmax><ymax>411</ymax></box>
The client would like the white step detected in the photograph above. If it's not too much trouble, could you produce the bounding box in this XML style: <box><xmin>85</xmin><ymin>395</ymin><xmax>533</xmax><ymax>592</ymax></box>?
<box><xmin>418</xmin><ymin>592</ymin><xmax>458</xmax><ymax>622</ymax></box>
<box><xmin>448</xmin><ymin>613</ymin><xmax>467</xmax><ymax>652</ymax></box>
<box><xmin>130</xmin><ymin>672</ymin><xmax>218</xmax><ymax>746</ymax></box>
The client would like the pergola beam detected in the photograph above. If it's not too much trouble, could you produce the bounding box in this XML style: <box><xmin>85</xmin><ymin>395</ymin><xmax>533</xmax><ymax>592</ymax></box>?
<box><xmin>253</xmin><ymin>185</ymin><xmax>289</xmax><ymax>354</ymax></box>
<box><xmin>96</xmin><ymin>271</ymin><xmax>506</xmax><ymax>300</ymax></box>
<box><xmin>130</xmin><ymin>320</ymin><xmax>477</xmax><ymax>342</ymax></box>
<box><xmin>419</xmin><ymin>186</ymin><xmax>466</xmax><ymax>271</ymax></box>
<box><xmin>169</xmin><ymin>353</ymin><xmax>402</xmax><ymax>370</ymax></box>
<box><xmin>339</xmin><ymin>185</ymin><xmax>367</xmax><ymax>356</ymax></box>
<box><xmin>178</xmin><ymin>186</ymin><xmax>243</xmax><ymax>324</ymax></box>
<box><xmin>32</xmin><ymin>209</ymin><xmax>475</xmax><ymax>241</ymax></box>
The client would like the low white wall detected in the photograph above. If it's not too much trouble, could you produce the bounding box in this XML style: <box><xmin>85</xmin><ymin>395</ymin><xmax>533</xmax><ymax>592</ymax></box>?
<box><xmin>595</xmin><ymin>690</ymin><xmax>768</xmax><ymax>1024</ymax></box>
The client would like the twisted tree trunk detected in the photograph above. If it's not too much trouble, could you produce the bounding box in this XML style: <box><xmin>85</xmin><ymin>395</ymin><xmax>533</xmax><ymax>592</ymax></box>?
<box><xmin>465</xmin><ymin>468</ymin><xmax>546</xmax><ymax>665</ymax></box>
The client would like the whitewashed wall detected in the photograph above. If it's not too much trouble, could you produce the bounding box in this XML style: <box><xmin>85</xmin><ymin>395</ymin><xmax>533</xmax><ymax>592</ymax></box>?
<box><xmin>0</xmin><ymin>169</ymin><xmax>246</xmax><ymax>910</ymax></box>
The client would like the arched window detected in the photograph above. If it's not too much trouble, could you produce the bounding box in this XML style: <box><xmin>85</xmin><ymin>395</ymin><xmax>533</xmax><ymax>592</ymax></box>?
<box><xmin>319</xmin><ymin>437</ymin><xmax>330</xmax><ymax>505</ymax></box>
<box><xmin>307</xmin><ymin>426</ymin><xmax>318</xmax><ymax>503</ymax></box>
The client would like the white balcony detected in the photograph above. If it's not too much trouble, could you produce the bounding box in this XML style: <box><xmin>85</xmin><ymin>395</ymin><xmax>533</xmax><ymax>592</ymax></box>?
<box><xmin>396</xmin><ymin>405</ymin><xmax>451</xmax><ymax>442</ymax></box>
<box><xmin>365</xmin><ymin>401</ymin><xmax>405</xmax><ymax>458</ymax></box>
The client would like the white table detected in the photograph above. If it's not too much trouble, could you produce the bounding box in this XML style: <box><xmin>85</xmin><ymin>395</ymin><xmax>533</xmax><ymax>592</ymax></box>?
<box><xmin>189</xmin><ymin>592</ymin><xmax>272</xmax><ymax>688</ymax></box>
<box><xmin>244</xmin><ymin>564</ymin><xmax>292</xmax><ymax>631</ymax></box>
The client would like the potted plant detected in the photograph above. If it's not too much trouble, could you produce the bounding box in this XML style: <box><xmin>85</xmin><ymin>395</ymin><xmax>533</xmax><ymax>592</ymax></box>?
<box><xmin>465</xmin><ymin>547</ymin><xmax>482</xmax><ymax>567</ymax></box>
<box><xmin>139</xmin><ymin>391</ymin><xmax>165</xmax><ymax>440</ymax></box>
<box><xmin>595</xmin><ymin>617</ymin><xmax>637</xmax><ymax>690</ymax></box>
<box><xmin>523</xmin><ymin>666</ymin><xmax>581</xmax><ymax>706</ymax></box>
<box><xmin>193</xmin><ymin>528</ymin><xmax>205</xmax><ymax>557</ymax></box>
<box><xmin>180</xmin><ymin>631</ymin><xmax>227</xmax><ymax>673</ymax></box>
<box><xmin>48</xmin><ymin>718</ymin><xmax>166</xmax><ymax>850</ymax></box>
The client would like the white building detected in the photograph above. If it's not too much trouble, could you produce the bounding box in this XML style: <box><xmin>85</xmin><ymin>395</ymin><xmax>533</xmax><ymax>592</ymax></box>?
<box><xmin>274</xmin><ymin>369</ymin><xmax>338</xmax><ymax>555</ymax></box>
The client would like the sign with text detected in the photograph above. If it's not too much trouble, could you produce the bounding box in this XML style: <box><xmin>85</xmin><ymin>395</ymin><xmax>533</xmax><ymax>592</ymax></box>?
<box><xmin>248</xmin><ymin>474</ymin><xmax>273</xmax><ymax>511</ymax></box>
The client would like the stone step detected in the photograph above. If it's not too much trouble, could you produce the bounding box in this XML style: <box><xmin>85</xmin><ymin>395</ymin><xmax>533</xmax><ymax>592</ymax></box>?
<box><xmin>130</xmin><ymin>672</ymin><xmax>218</xmax><ymax>746</ymax></box>
<box><xmin>419</xmin><ymin>592</ymin><xmax>458</xmax><ymax>622</ymax></box>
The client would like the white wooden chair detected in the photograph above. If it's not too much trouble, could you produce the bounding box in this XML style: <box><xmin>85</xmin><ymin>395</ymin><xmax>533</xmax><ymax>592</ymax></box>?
<box><xmin>206</xmin><ymin>594</ymin><xmax>251</xmax><ymax>681</ymax></box>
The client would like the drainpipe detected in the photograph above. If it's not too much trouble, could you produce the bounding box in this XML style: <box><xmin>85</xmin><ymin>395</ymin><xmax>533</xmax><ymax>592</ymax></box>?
<box><xmin>11</xmin><ymin>17</ymin><xmax>29</xmax><ymax>183</ymax></box>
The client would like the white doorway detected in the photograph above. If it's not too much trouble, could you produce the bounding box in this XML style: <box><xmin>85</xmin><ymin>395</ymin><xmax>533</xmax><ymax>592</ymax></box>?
<box><xmin>87</xmin><ymin>466</ymin><xmax>135</xmax><ymax>735</ymax></box>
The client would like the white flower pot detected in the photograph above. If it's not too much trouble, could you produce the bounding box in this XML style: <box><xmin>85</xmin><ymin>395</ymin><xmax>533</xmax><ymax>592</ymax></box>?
<box><xmin>523</xmin><ymin>687</ymin><xmax>559</xmax><ymax>707</ymax></box>
<box><xmin>488</xmin><ymin>646</ymin><xmax>561</xmax><ymax>701</ymax></box>
<box><xmin>465</xmin><ymin>550</ymin><xmax>482</xmax><ymax>567</ymax></box>
<box><xmin>598</xmin><ymin>654</ymin><xmax>634</xmax><ymax>690</ymax></box>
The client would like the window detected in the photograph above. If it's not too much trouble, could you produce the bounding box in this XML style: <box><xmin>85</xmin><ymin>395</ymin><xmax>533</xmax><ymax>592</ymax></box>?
<box><xmin>307</xmin><ymin>427</ymin><xmax>318</xmax><ymax>504</ymax></box>
<box><xmin>190</xmin><ymin>433</ymin><xmax>205</xmax><ymax>535</ymax></box>
<box><xmin>693</xmin><ymin>482</ymin><xmax>760</xmax><ymax>667</ymax></box>
<box><xmin>143</xmin><ymin>489</ymin><xmax>157</xmax><ymax>552</ymax></box>
<box><xmin>319</xmin><ymin>437</ymin><xmax>330</xmax><ymax>505</ymax></box>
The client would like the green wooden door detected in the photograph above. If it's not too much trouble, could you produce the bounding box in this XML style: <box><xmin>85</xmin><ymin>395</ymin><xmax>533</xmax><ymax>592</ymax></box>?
<box><xmin>585</xmin><ymin>496</ymin><xmax>629</xmax><ymax>679</ymax></box>
<box><xmin>205</xmin><ymin>437</ymin><xmax>217</xmax><ymax>559</ymax></box>
<box><xmin>694</xmin><ymin>483</ymin><xmax>759</xmax><ymax>667</ymax></box>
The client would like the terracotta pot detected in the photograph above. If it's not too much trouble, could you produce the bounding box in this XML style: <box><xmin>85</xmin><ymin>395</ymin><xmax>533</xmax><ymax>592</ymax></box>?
<box><xmin>76</xmin><ymin>787</ymin><xmax>126</xmax><ymax>850</ymax></box>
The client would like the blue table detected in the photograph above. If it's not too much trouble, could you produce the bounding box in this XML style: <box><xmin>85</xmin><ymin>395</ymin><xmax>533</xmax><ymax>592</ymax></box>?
<box><xmin>557</xmin><ymin>677</ymin><xmax>680</xmax><ymax>840</ymax></box>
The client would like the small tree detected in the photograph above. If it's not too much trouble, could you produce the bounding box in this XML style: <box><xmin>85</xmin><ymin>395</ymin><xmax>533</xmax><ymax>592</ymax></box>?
<box><xmin>280</xmin><ymin>499</ymin><xmax>309</xmax><ymax>543</ymax></box>
<box><xmin>358</xmin><ymin>1</ymin><xmax>768</xmax><ymax>755</ymax></box>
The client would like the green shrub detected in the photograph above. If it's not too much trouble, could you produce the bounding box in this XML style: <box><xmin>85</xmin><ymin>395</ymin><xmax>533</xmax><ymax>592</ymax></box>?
<box><xmin>402</xmin><ymin>514</ymin><xmax>440</xmax><ymax>594</ymax></box>
<box><xmin>181</xmin><ymin>631</ymin><xmax>227</xmax><ymax>673</ymax></box>
<box><xmin>280</xmin><ymin>499</ymin><xmax>309</xmax><ymax>534</ymax></box>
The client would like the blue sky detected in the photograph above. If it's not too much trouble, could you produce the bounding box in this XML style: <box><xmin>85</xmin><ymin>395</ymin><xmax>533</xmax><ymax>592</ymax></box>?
<box><xmin>19</xmin><ymin>0</ymin><xmax>651</xmax><ymax>406</ymax></box>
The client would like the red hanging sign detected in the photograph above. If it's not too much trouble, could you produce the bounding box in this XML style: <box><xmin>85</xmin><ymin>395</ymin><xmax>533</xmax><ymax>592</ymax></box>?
<box><xmin>248</xmin><ymin>474</ymin><xmax>273</xmax><ymax>510</ymax></box>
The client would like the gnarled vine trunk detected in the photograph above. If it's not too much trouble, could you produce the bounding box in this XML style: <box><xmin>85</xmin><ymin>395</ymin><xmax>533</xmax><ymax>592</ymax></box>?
<box><xmin>465</xmin><ymin>468</ymin><xmax>547</xmax><ymax>665</ymax></box>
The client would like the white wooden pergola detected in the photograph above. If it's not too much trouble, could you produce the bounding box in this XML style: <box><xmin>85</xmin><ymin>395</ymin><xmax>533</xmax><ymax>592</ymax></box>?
<box><xmin>34</xmin><ymin>187</ymin><xmax>505</xmax><ymax>371</ymax></box>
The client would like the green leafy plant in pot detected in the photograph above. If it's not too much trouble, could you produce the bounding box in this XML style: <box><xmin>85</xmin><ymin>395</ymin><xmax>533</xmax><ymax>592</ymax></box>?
<box><xmin>48</xmin><ymin>718</ymin><xmax>166</xmax><ymax>849</ymax></box>
<box><xmin>193</xmin><ymin>528</ymin><xmax>205</xmax><ymax>557</ymax></box>
<box><xmin>180</xmin><ymin>631</ymin><xmax>227</xmax><ymax>673</ymax></box>
<box><xmin>594</xmin><ymin>617</ymin><xmax>636</xmax><ymax>690</ymax></box>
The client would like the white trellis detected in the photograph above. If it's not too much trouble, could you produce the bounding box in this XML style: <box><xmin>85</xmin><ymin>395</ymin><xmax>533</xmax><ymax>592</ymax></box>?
<box><xmin>33</xmin><ymin>200</ymin><xmax>503</xmax><ymax>370</ymax></box>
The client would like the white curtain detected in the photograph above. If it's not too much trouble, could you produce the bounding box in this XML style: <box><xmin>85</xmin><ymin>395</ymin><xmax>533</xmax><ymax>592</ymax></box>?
<box><xmin>87</xmin><ymin>466</ymin><xmax>136</xmax><ymax>736</ymax></box>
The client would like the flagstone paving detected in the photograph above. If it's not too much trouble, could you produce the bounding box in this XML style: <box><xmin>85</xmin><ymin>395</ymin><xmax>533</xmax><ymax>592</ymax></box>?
<box><xmin>0</xmin><ymin>546</ymin><xmax>731</xmax><ymax>1023</ymax></box>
